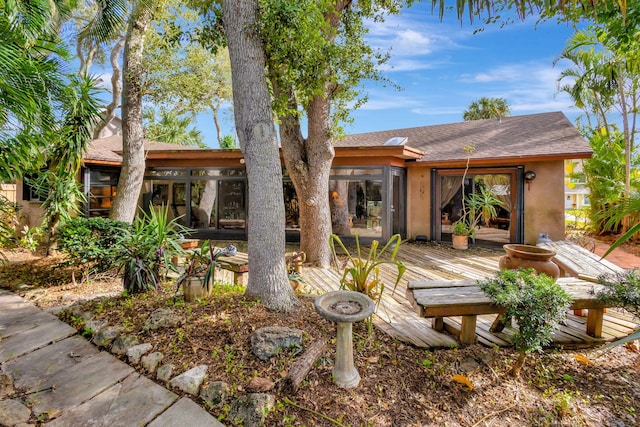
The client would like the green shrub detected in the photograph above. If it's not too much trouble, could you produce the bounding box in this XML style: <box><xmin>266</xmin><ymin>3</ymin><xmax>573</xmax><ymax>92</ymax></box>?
<box><xmin>56</xmin><ymin>217</ymin><xmax>129</xmax><ymax>280</ymax></box>
<box><xmin>114</xmin><ymin>205</ymin><xmax>187</xmax><ymax>294</ymax></box>
<box><xmin>0</xmin><ymin>196</ymin><xmax>21</xmax><ymax>250</ymax></box>
<box><xmin>597</xmin><ymin>270</ymin><xmax>640</xmax><ymax>318</ymax></box>
<box><xmin>478</xmin><ymin>269</ymin><xmax>571</xmax><ymax>376</ymax></box>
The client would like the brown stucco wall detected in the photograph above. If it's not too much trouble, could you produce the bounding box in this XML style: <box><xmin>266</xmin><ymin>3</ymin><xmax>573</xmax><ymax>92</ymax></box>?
<box><xmin>522</xmin><ymin>160</ymin><xmax>566</xmax><ymax>244</ymax></box>
<box><xmin>15</xmin><ymin>181</ymin><xmax>45</xmax><ymax>229</ymax></box>
<box><xmin>406</xmin><ymin>168</ymin><xmax>431</xmax><ymax>239</ymax></box>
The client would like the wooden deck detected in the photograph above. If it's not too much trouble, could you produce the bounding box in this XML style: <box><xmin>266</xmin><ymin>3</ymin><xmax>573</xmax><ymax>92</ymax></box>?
<box><xmin>302</xmin><ymin>242</ymin><xmax>638</xmax><ymax>349</ymax></box>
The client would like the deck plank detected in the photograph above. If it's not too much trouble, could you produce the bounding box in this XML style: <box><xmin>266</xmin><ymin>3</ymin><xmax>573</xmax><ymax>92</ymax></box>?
<box><xmin>302</xmin><ymin>242</ymin><xmax>637</xmax><ymax>349</ymax></box>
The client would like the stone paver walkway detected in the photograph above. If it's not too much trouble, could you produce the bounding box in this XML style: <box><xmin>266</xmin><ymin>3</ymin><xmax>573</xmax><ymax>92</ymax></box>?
<box><xmin>0</xmin><ymin>289</ymin><xmax>224</xmax><ymax>426</ymax></box>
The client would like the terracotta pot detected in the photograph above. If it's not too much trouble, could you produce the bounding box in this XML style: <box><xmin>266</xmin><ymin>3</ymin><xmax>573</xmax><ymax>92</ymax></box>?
<box><xmin>182</xmin><ymin>275</ymin><xmax>211</xmax><ymax>302</ymax></box>
<box><xmin>452</xmin><ymin>235</ymin><xmax>469</xmax><ymax>250</ymax></box>
<box><xmin>498</xmin><ymin>244</ymin><xmax>560</xmax><ymax>279</ymax></box>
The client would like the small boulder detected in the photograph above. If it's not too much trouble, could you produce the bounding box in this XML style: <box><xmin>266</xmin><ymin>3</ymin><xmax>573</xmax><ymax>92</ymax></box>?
<box><xmin>83</xmin><ymin>319</ymin><xmax>108</xmax><ymax>336</ymax></box>
<box><xmin>156</xmin><ymin>364</ymin><xmax>175</xmax><ymax>383</ymax></box>
<box><xmin>246</xmin><ymin>377</ymin><xmax>275</xmax><ymax>392</ymax></box>
<box><xmin>141</xmin><ymin>352</ymin><xmax>164</xmax><ymax>373</ymax></box>
<box><xmin>199</xmin><ymin>381</ymin><xmax>230</xmax><ymax>407</ymax></box>
<box><xmin>111</xmin><ymin>334</ymin><xmax>140</xmax><ymax>355</ymax></box>
<box><xmin>169</xmin><ymin>365</ymin><xmax>208</xmax><ymax>396</ymax></box>
<box><xmin>127</xmin><ymin>343</ymin><xmax>153</xmax><ymax>364</ymax></box>
<box><xmin>0</xmin><ymin>399</ymin><xmax>31</xmax><ymax>426</ymax></box>
<box><xmin>229</xmin><ymin>393</ymin><xmax>276</xmax><ymax>427</ymax></box>
<box><xmin>65</xmin><ymin>301</ymin><xmax>95</xmax><ymax>322</ymax></box>
<box><xmin>144</xmin><ymin>308</ymin><xmax>180</xmax><ymax>331</ymax></box>
<box><xmin>250</xmin><ymin>326</ymin><xmax>303</xmax><ymax>361</ymax></box>
<box><xmin>92</xmin><ymin>326</ymin><xmax>123</xmax><ymax>348</ymax></box>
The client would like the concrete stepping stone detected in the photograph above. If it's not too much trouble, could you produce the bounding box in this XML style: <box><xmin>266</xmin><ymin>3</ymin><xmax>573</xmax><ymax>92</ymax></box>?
<box><xmin>28</xmin><ymin>351</ymin><xmax>133</xmax><ymax>417</ymax></box>
<box><xmin>147</xmin><ymin>396</ymin><xmax>225</xmax><ymax>427</ymax></box>
<box><xmin>0</xmin><ymin>320</ymin><xmax>76</xmax><ymax>363</ymax></box>
<box><xmin>0</xmin><ymin>398</ymin><xmax>31</xmax><ymax>426</ymax></box>
<box><xmin>47</xmin><ymin>373</ymin><xmax>177</xmax><ymax>427</ymax></box>
<box><xmin>4</xmin><ymin>335</ymin><xmax>99</xmax><ymax>392</ymax></box>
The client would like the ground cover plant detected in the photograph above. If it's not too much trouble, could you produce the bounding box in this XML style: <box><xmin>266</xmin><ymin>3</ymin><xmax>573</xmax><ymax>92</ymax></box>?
<box><xmin>1</xmin><ymin>248</ymin><xmax>639</xmax><ymax>426</ymax></box>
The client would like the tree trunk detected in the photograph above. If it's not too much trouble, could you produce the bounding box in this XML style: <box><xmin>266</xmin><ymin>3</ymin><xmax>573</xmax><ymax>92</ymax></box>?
<box><xmin>222</xmin><ymin>0</ymin><xmax>299</xmax><ymax>312</ymax></box>
<box><xmin>279</xmin><ymin>93</ymin><xmax>335</xmax><ymax>268</ymax></box>
<box><xmin>93</xmin><ymin>36</ymin><xmax>125</xmax><ymax>139</ymax></box>
<box><xmin>110</xmin><ymin>7</ymin><xmax>153</xmax><ymax>224</ymax></box>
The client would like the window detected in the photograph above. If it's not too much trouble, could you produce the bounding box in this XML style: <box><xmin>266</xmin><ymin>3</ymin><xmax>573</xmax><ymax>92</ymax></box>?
<box><xmin>87</xmin><ymin>168</ymin><xmax>119</xmax><ymax>217</ymax></box>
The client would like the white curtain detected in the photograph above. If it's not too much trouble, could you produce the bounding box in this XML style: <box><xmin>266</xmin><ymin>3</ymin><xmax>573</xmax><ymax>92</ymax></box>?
<box><xmin>440</xmin><ymin>176</ymin><xmax>463</xmax><ymax>209</ymax></box>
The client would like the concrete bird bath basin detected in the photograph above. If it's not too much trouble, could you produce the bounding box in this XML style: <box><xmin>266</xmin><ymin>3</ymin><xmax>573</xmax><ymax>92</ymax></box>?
<box><xmin>314</xmin><ymin>290</ymin><xmax>375</xmax><ymax>388</ymax></box>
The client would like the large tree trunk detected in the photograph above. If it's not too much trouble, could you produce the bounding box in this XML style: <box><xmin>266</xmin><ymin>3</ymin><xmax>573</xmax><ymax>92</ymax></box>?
<box><xmin>222</xmin><ymin>0</ymin><xmax>299</xmax><ymax>312</ymax></box>
<box><xmin>279</xmin><ymin>92</ymin><xmax>335</xmax><ymax>268</ymax></box>
<box><xmin>110</xmin><ymin>6</ymin><xmax>153</xmax><ymax>224</ymax></box>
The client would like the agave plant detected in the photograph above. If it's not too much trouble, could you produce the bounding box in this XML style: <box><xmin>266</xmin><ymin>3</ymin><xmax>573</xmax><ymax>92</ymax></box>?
<box><xmin>329</xmin><ymin>233</ymin><xmax>406</xmax><ymax>305</ymax></box>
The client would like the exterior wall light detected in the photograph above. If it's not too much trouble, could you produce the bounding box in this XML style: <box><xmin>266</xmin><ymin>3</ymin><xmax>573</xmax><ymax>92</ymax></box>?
<box><xmin>524</xmin><ymin>170</ymin><xmax>536</xmax><ymax>190</ymax></box>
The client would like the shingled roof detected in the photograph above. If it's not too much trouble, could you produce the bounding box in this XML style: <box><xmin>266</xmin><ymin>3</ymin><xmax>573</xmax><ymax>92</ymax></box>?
<box><xmin>84</xmin><ymin>136</ymin><xmax>201</xmax><ymax>164</ymax></box>
<box><xmin>336</xmin><ymin>112</ymin><xmax>592</xmax><ymax>165</ymax></box>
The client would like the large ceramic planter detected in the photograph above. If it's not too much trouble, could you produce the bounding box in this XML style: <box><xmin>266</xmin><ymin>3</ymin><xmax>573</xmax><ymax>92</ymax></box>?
<box><xmin>498</xmin><ymin>244</ymin><xmax>560</xmax><ymax>279</ymax></box>
<box><xmin>182</xmin><ymin>275</ymin><xmax>211</xmax><ymax>302</ymax></box>
<box><xmin>452</xmin><ymin>235</ymin><xmax>469</xmax><ymax>250</ymax></box>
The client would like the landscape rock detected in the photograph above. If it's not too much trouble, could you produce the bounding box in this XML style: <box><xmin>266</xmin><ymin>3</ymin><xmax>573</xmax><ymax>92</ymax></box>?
<box><xmin>144</xmin><ymin>308</ymin><xmax>180</xmax><ymax>331</ymax></box>
<box><xmin>0</xmin><ymin>371</ymin><xmax>14</xmax><ymax>399</ymax></box>
<box><xmin>169</xmin><ymin>365</ymin><xmax>208</xmax><ymax>395</ymax></box>
<box><xmin>0</xmin><ymin>399</ymin><xmax>32</xmax><ymax>426</ymax></box>
<box><xmin>65</xmin><ymin>301</ymin><xmax>95</xmax><ymax>322</ymax></box>
<box><xmin>92</xmin><ymin>326</ymin><xmax>123</xmax><ymax>348</ymax></box>
<box><xmin>84</xmin><ymin>319</ymin><xmax>108</xmax><ymax>335</ymax></box>
<box><xmin>156</xmin><ymin>364</ymin><xmax>175</xmax><ymax>383</ymax></box>
<box><xmin>199</xmin><ymin>381</ymin><xmax>230</xmax><ymax>407</ymax></box>
<box><xmin>127</xmin><ymin>343</ymin><xmax>153</xmax><ymax>364</ymax></box>
<box><xmin>111</xmin><ymin>334</ymin><xmax>140</xmax><ymax>355</ymax></box>
<box><xmin>459</xmin><ymin>356</ymin><xmax>481</xmax><ymax>373</ymax></box>
<box><xmin>250</xmin><ymin>326</ymin><xmax>303</xmax><ymax>361</ymax></box>
<box><xmin>228</xmin><ymin>393</ymin><xmax>276</xmax><ymax>427</ymax></box>
<box><xmin>246</xmin><ymin>377</ymin><xmax>275</xmax><ymax>392</ymax></box>
<box><xmin>141</xmin><ymin>352</ymin><xmax>164</xmax><ymax>373</ymax></box>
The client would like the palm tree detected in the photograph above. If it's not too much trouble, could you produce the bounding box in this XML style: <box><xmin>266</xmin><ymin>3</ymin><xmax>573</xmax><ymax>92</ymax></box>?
<box><xmin>0</xmin><ymin>0</ymin><xmax>74</xmax><ymax>180</ymax></box>
<box><xmin>463</xmin><ymin>97</ymin><xmax>511</xmax><ymax>121</ymax></box>
<box><xmin>145</xmin><ymin>109</ymin><xmax>206</xmax><ymax>148</ymax></box>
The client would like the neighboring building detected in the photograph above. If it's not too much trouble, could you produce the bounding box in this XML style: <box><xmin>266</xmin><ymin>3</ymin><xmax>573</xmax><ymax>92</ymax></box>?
<box><xmin>564</xmin><ymin>159</ymin><xmax>590</xmax><ymax>210</ymax></box>
<box><xmin>16</xmin><ymin>111</ymin><xmax>592</xmax><ymax>246</ymax></box>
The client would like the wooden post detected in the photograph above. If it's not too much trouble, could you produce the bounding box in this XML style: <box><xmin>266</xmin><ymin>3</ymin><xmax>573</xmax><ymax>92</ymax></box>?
<box><xmin>586</xmin><ymin>308</ymin><xmax>604</xmax><ymax>338</ymax></box>
<box><xmin>432</xmin><ymin>317</ymin><xmax>444</xmax><ymax>331</ymax></box>
<box><xmin>282</xmin><ymin>340</ymin><xmax>326</xmax><ymax>395</ymax></box>
<box><xmin>460</xmin><ymin>315</ymin><xmax>477</xmax><ymax>344</ymax></box>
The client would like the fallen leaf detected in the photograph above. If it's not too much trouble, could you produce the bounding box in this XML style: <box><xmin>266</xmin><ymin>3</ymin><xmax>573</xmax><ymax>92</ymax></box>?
<box><xmin>452</xmin><ymin>374</ymin><xmax>473</xmax><ymax>390</ymax></box>
<box><xmin>573</xmin><ymin>354</ymin><xmax>594</xmax><ymax>365</ymax></box>
<box><xmin>367</xmin><ymin>356</ymin><xmax>379</xmax><ymax>364</ymax></box>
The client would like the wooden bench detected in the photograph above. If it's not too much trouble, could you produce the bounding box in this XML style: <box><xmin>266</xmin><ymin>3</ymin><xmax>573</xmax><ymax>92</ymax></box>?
<box><xmin>406</xmin><ymin>278</ymin><xmax>611</xmax><ymax>344</ymax></box>
<box><xmin>538</xmin><ymin>240</ymin><xmax>624</xmax><ymax>280</ymax></box>
<box><xmin>216</xmin><ymin>250</ymin><xmax>249</xmax><ymax>285</ymax></box>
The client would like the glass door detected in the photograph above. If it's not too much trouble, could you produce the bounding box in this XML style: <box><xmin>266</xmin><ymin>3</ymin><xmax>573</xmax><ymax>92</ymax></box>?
<box><xmin>436</xmin><ymin>168</ymin><xmax>517</xmax><ymax>245</ymax></box>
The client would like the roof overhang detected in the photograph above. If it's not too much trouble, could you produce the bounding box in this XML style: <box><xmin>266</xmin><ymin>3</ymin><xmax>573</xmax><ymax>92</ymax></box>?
<box><xmin>411</xmin><ymin>152</ymin><xmax>593</xmax><ymax>168</ymax></box>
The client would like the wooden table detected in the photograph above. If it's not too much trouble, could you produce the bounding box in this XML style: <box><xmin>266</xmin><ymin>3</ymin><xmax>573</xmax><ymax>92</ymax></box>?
<box><xmin>216</xmin><ymin>251</ymin><xmax>249</xmax><ymax>285</ymax></box>
<box><xmin>406</xmin><ymin>278</ymin><xmax>610</xmax><ymax>344</ymax></box>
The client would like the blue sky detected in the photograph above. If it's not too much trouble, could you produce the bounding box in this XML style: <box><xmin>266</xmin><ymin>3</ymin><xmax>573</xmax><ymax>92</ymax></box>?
<box><xmin>198</xmin><ymin>4</ymin><xmax>582</xmax><ymax>147</ymax></box>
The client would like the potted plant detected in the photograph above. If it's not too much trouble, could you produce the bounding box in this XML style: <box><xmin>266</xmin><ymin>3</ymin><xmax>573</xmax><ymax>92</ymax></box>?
<box><xmin>451</xmin><ymin>186</ymin><xmax>503</xmax><ymax>250</ymax></box>
<box><xmin>175</xmin><ymin>241</ymin><xmax>237</xmax><ymax>301</ymax></box>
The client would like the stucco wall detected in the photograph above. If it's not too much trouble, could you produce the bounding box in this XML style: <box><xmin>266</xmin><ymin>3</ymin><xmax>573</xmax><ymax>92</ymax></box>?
<box><xmin>406</xmin><ymin>168</ymin><xmax>431</xmax><ymax>239</ymax></box>
<box><xmin>522</xmin><ymin>160</ymin><xmax>565</xmax><ymax>244</ymax></box>
<box><xmin>15</xmin><ymin>181</ymin><xmax>45</xmax><ymax>229</ymax></box>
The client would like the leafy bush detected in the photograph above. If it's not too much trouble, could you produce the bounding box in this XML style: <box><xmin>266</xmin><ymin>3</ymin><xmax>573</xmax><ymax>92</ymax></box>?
<box><xmin>56</xmin><ymin>217</ymin><xmax>129</xmax><ymax>280</ymax></box>
<box><xmin>597</xmin><ymin>270</ymin><xmax>640</xmax><ymax>318</ymax></box>
<box><xmin>0</xmin><ymin>196</ymin><xmax>21</xmax><ymax>250</ymax></box>
<box><xmin>478</xmin><ymin>269</ymin><xmax>571</xmax><ymax>376</ymax></box>
<box><xmin>115</xmin><ymin>205</ymin><xmax>187</xmax><ymax>294</ymax></box>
